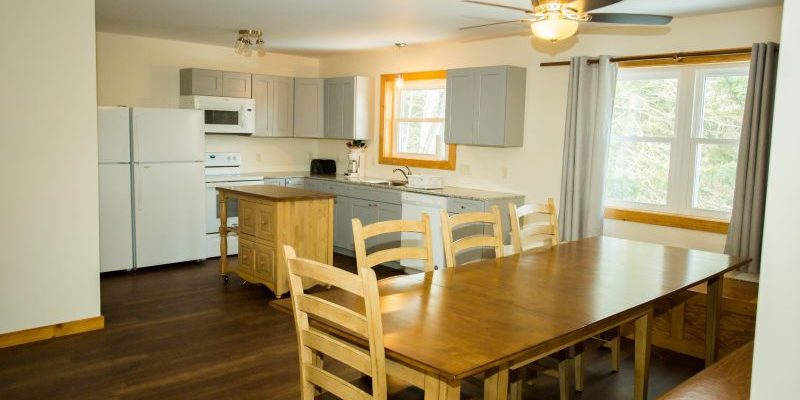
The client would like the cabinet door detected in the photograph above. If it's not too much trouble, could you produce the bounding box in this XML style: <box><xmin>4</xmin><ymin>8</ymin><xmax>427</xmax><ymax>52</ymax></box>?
<box><xmin>181</xmin><ymin>68</ymin><xmax>223</xmax><ymax>96</ymax></box>
<box><xmin>222</xmin><ymin>71</ymin><xmax>252</xmax><ymax>98</ymax></box>
<box><xmin>474</xmin><ymin>67</ymin><xmax>508</xmax><ymax>146</ymax></box>
<box><xmin>374</xmin><ymin>202</ymin><xmax>402</xmax><ymax>252</ymax></box>
<box><xmin>238</xmin><ymin>239</ymin><xmax>256</xmax><ymax>273</ymax></box>
<box><xmin>238</xmin><ymin>200</ymin><xmax>256</xmax><ymax>236</ymax></box>
<box><xmin>254</xmin><ymin>244</ymin><xmax>276</xmax><ymax>283</ymax></box>
<box><xmin>324</xmin><ymin>79</ymin><xmax>343</xmax><ymax>138</ymax></box>
<box><xmin>252</xmin><ymin>75</ymin><xmax>274</xmax><ymax>137</ymax></box>
<box><xmin>341</xmin><ymin>78</ymin><xmax>356</xmax><ymax>139</ymax></box>
<box><xmin>293</xmin><ymin>78</ymin><xmax>325</xmax><ymax>138</ymax></box>
<box><xmin>445</xmin><ymin>68</ymin><xmax>476</xmax><ymax>145</ymax></box>
<box><xmin>334</xmin><ymin>196</ymin><xmax>354</xmax><ymax>250</ymax></box>
<box><xmin>273</xmin><ymin>76</ymin><xmax>294</xmax><ymax>137</ymax></box>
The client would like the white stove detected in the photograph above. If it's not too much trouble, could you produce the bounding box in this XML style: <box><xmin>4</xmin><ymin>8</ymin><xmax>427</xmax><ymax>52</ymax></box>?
<box><xmin>204</xmin><ymin>152</ymin><xmax>263</xmax><ymax>258</ymax></box>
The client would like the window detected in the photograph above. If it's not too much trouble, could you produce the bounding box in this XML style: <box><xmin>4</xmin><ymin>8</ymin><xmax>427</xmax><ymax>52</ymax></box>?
<box><xmin>605</xmin><ymin>63</ymin><xmax>749</xmax><ymax>219</ymax></box>
<box><xmin>379</xmin><ymin>71</ymin><xmax>457</xmax><ymax>170</ymax></box>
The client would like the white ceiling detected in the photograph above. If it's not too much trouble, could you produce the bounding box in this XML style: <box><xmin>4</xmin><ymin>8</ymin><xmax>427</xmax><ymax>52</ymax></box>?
<box><xmin>95</xmin><ymin>0</ymin><xmax>781</xmax><ymax>56</ymax></box>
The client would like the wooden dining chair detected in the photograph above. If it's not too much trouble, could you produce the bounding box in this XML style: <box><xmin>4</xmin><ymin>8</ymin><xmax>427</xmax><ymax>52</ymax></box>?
<box><xmin>508</xmin><ymin>199</ymin><xmax>559</xmax><ymax>254</ymax></box>
<box><xmin>352</xmin><ymin>214</ymin><xmax>435</xmax><ymax>272</ymax></box>
<box><xmin>284</xmin><ymin>245</ymin><xmax>426</xmax><ymax>399</ymax></box>
<box><xmin>439</xmin><ymin>205</ymin><xmax>504</xmax><ymax>268</ymax></box>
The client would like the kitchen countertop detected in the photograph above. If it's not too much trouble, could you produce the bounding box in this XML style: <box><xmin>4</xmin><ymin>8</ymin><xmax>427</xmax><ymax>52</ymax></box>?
<box><xmin>245</xmin><ymin>171</ymin><xmax>523</xmax><ymax>201</ymax></box>
<box><xmin>217</xmin><ymin>185</ymin><xmax>335</xmax><ymax>202</ymax></box>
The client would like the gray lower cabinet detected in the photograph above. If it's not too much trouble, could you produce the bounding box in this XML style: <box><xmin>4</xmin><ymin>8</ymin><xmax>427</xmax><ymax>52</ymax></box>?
<box><xmin>263</xmin><ymin>178</ymin><xmax>285</xmax><ymax>186</ymax></box>
<box><xmin>334</xmin><ymin>196</ymin><xmax>355</xmax><ymax>250</ymax></box>
<box><xmin>180</xmin><ymin>68</ymin><xmax>252</xmax><ymax>98</ymax></box>
<box><xmin>351</xmin><ymin>198</ymin><xmax>401</xmax><ymax>254</ymax></box>
<box><xmin>284</xmin><ymin>177</ymin><xmax>305</xmax><ymax>188</ymax></box>
<box><xmin>252</xmin><ymin>75</ymin><xmax>294</xmax><ymax>137</ymax></box>
<box><xmin>445</xmin><ymin>65</ymin><xmax>526</xmax><ymax>147</ymax></box>
<box><xmin>294</xmin><ymin>78</ymin><xmax>325</xmax><ymax>138</ymax></box>
<box><xmin>324</xmin><ymin>76</ymin><xmax>369</xmax><ymax>140</ymax></box>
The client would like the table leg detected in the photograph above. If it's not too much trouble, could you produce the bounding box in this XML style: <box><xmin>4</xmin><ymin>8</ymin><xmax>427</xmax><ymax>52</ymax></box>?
<box><xmin>424</xmin><ymin>373</ymin><xmax>460</xmax><ymax>400</ymax></box>
<box><xmin>705</xmin><ymin>276</ymin><xmax>723</xmax><ymax>367</ymax></box>
<box><xmin>634</xmin><ymin>309</ymin><xmax>653</xmax><ymax>400</ymax></box>
<box><xmin>484</xmin><ymin>365</ymin><xmax>509</xmax><ymax>400</ymax></box>
<box><xmin>219</xmin><ymin>191</ymin><xmax>228</xmax><ymax>276</ymax></box>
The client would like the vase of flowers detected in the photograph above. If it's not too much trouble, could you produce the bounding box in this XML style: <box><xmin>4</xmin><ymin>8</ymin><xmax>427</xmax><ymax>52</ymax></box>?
<box><xmin>345</xmin><ymin>140</ymin><xmax>367</xmax><ymax>178</ymax></box>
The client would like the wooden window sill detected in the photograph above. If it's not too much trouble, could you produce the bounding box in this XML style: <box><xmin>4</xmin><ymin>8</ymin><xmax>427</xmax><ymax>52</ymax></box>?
<box><xmin>378</xmin><ymin>155</ymin><xmax>456</xmax><ymax>171</ymax></box>
<box><xmin>604</xmin><ymin>207</ymin><xmax>729</xmax><ymax>234</ymax></box>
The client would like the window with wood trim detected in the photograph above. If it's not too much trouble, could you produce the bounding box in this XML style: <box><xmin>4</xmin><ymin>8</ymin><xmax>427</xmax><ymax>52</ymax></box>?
<box><xmin>605</xmin><ymin>61</ymin><xmax>749</xmax><ymax>221</ymax></box>
<box><xmin>380</xmin><ymin>71</ymin><xmax>456</xmax><ymax>170</ymax></box>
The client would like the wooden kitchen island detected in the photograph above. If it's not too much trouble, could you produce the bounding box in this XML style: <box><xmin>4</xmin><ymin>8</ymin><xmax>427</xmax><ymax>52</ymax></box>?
<box><xmin>217</xmin><ymin>185</ymin><xmax>335</xmax><ymax>298</ymax></box>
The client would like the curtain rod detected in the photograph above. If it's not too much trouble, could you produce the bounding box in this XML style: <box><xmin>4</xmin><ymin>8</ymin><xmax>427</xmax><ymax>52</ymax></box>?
<box><xmin>539</xmin><ymin>46</ymin><xmax>756</xmax><ymax>67</ymax></box>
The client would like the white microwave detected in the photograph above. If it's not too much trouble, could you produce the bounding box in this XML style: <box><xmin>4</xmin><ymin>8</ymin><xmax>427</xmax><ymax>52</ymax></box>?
<box><xmin>180</xmin><ymin>95</ymin><xmax>255</xmax><ymax>135</ymax></box>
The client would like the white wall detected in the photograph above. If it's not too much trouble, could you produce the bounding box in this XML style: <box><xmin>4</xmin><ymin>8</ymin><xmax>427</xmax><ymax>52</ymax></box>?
<box><xmin>0</xmin><ymin>0</ymin><xmax>101</xmax><ymax>333</ymax></box>
<box><xmin>317</xmin><ymin>6</ymin><xmax>782</xmax><ymax>252</ymax></box>
<box><xmin>96</xmin><ymin>32</ymin><xmax>324</xmax><ymax>172</ymax></box>
<box><xmin>750</xmin><ymin>2</ymin><xmax>799</xmax><ymax>397</ymax></box>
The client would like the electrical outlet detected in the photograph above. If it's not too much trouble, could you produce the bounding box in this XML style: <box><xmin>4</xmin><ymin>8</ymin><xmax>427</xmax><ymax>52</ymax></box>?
<box><xmin>501</xmin><ymin>166</ymin><xmax>508</xmax><ymax>179</ymax></box>
<box><xmin>256</xmin><ymin>153</ymin><xmax>262</xmax><ymax>162</ymax></box>
<box><xmin>460</xmin><ymin>164</ymin><xmax>471</xmax><ymax>175</ymax></box>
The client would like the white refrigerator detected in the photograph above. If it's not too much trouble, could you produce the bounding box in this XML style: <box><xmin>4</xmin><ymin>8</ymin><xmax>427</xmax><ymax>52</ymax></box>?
<box><xmin>98</xmin><ymin>106</ymin><xmax>206</xmax><ymax>272</ymax></box>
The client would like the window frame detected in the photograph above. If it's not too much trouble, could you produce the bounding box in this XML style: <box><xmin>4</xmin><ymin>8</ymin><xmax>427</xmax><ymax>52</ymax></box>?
<box><xmin>379</xmin><ymin>70</ymin><xmax>457</xmax><ymax>170</ymax></box>
<box><xmin>605</xmin><ymin>62</ymin><xmax>749</xmax><ymax>221</ymax></box>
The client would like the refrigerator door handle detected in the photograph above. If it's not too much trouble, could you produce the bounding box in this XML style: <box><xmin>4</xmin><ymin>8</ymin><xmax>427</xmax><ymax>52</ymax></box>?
<box><xmin>135</xmin><ymin>164</ymin><xmax>145</xmax><ymax>211</ymax></box>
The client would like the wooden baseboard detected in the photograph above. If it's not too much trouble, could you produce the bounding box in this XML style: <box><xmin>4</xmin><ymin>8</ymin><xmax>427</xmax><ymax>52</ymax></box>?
<box><xmin>0</xmin><ymin>316</ymin><xmax>104</xmax><ymax>349</ymax></box>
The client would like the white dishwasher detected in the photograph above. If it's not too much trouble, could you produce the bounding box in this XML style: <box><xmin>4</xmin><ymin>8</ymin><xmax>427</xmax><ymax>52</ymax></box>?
<box><xmin>401</xmin><ymin>192</ymin><xmax>447</xmax><ymax>272</ymax></box>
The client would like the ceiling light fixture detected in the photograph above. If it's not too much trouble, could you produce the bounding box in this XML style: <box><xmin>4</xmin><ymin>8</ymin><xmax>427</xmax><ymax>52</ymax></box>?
<box><xmin>529</xmin><ymin>3</ymin><xmax>588</xmax><ymax>42</ymax></box>
<box><xmin>235</xmin><ymin>29</ymin><xmax>266</xmax><ymax>56</ymax></box>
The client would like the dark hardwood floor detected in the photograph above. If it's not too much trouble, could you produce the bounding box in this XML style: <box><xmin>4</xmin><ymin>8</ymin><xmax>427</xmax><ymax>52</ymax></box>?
<box><xmin>0</xmin><ymin>256</ymin><xmax>703</xmax><ymax>399</ymax></box>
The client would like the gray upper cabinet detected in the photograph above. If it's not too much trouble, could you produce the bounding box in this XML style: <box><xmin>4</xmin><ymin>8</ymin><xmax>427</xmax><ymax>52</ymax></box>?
<box><xmin>180</xmin><ymin>68</ymin><xmax>252</xmax><ymax>98</ymax></box>
<box><xmin>252</xmin><ymin>74</ymin><xmax>294</xmax><ymax>137</ymax></box>
<box><xmin>324</xmin><ymin>76</ymin><xmax>369</xmax><ymax>140</ymax></box>
<box><xmin>221</xmin><ymin>71</ymin><xmax>252</xmax><ymax>98</ymax></box>
<box><xmin>445</xmin><ymin>65</ymin><xmax>526</xmax><ymax>147</ymax></box>
<box><xmin>180</xmin><ymin>68</ymin><xmax>223</xmax><ymax>96</ymax></box>
<box><xmin>293</xmin><ymin>78</ymin><xmax>325</xmax><ymax>138</ymax></box>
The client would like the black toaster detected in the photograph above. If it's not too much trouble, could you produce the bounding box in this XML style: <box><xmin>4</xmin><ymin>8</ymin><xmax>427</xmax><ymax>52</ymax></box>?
<box><xmin>310</xmin><ymin>159</ymin><xmax>337</xmax><ymax>175</ymax></box>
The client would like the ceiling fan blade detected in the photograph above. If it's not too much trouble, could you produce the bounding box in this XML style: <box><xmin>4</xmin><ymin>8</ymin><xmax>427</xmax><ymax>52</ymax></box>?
<box><xmin>462</xmin><ymin>0</ymin><xmax>533</xmax><ymax>13</ymax></box>
<box><xmin>460</xmin><ymin>19</ymin><xmax>532</xmax><ymax>30</ymax></box>
<box><xmin>566</xmin><ymin>0</ymin><xmax>623</xmax><ymax>13</ymax></box>
<box><xmin>588</xmin><ymin>13</ymin><xmax>673</xmax><ymax>25</ymax></box>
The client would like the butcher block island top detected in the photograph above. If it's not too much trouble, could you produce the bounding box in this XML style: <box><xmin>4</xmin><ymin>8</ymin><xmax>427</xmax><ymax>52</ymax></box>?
<box><xmin>216</xmin><ymin>185</ymin><xmax>335</xmax><ymax>202</ymax></box>
<box><xmin>217</xmin><ymin>185</ymin><xmax>335</xmax><ymax>298</ymax></box>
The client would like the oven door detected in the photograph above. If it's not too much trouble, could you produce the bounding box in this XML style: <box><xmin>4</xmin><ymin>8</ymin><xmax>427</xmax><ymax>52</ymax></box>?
<box><xmin>205</xmin><ymin>180</ymin><xmax>263</xmax><ymax>234</ymax></box>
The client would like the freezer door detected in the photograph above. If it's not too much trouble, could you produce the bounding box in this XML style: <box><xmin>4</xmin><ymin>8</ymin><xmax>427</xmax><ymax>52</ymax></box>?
<box><xmin>98</xmin><ymin>106</ymin><xmax>131</xmax><ymax>163</ymax></box>
<box><xmin>99</xmin><ymin>163</ymin><xmax>134</xmax><ymax>272</ymax></box>
<box><xmin>134</xmin><ymin>162</ymin><xmax>205</xmax><ymax>268</ymax></box>
<box><xmin>132</xmin><ymin>108</ymin><xmax>204</xmax><ymax>163</ymax></box>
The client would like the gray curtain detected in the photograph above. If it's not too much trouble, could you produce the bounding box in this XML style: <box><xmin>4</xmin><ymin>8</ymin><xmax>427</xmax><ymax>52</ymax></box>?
<box><xmin>725</xmin><ymin>42</ymin><xmax>780</xmax><ymax>273</ymax></box>
<box><xmin>559</xmin><ymin>56</ymin><xmax>618</xmax><ymax>242</ymax></box>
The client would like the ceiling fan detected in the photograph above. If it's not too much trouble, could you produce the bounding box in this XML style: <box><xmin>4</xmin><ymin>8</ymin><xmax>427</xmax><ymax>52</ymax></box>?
<box><xmin>461</xmin><ymin>0</ymin><xmax>673</xmax><ymax>42</ymax></box>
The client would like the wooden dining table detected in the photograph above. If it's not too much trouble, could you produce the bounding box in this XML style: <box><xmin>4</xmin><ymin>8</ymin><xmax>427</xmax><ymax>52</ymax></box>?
<box><xmin>271</xmin><ymin>236</ymin><xmax>749</xmax><ymax>400</ymax></box>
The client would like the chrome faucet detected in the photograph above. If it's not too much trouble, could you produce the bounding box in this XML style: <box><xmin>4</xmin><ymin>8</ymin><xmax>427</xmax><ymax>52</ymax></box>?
<box><xmin>392</xmin><ymin>166</ymin><xmax>412</xmax><ymax>181</ymax></box>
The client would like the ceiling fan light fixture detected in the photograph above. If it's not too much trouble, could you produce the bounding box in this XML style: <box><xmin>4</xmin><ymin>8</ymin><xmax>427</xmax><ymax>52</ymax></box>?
<box><xmin>531</xmin><ymin>13</ymin><xmax>580</xmax><ymax>42</ymax></box>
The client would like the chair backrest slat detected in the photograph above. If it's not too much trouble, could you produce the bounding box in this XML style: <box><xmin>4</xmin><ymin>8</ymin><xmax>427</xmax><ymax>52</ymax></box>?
<box><xmin>440</xmin><ymin>205</ymin><xmax>504</xmax><ymax>268</ymax></box>
<box><xmin>353</xmin><ymin>214</ymin><xmax>435</xmax><ymax>272</ymax></box>
<box><xmin>509</xmin><ymin>198</ymin><xmax>559</xmax><ymax>254</ymax></box>
<box><xmin>304</xmin><ymin>364</ymin><xmax>373</xmax><ymax>400</ymax></box>
<box><xmin>284</xmin><ymin>245</ymin><xmax>387</xmax><ymax>400</ymax></box>
<box><xmin>302</xmin><ymin>329</ymin><xmax>372</xmax><ymax>376</ymax></box>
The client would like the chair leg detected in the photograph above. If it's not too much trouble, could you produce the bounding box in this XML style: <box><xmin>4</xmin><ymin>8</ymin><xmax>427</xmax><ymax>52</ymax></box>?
<box><xmin>573</xmin><ymin>352</ymin><xmax>584</xmax><ymax>392</ymax></box>
<box><xmin>610</xmin><ymin>336</ymin><xmax>621</xmax><ymax>372</ymax></box>
<box><xmin>558</xmin><ymin>358</ymin><xmax>571</xmax><ymax>400</ymax></box>
<box><xmin>509</xmin><ymin>368</ymin><xmax>526</xmax><ymax>400</ymax></box>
